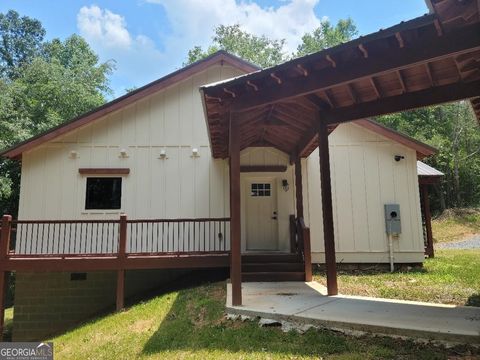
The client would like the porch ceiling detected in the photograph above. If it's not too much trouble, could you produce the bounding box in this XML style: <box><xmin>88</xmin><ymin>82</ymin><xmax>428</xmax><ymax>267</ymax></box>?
<box><xmin>201</xmin><ymin>0</ymin><xmax>480</xmax><ymax>159</ymax></box>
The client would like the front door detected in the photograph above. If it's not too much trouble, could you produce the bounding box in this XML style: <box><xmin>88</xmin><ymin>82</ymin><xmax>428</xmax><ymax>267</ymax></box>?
<box><xmin>246</xmin><ymin>179</ymin><xmax>278</xmax><ymax>250</ymax></box>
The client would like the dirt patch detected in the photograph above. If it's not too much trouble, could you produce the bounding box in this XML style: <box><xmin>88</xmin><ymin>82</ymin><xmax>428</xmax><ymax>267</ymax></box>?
<box><xmin>129</xmin><ymin>318</ymin><xmax>156</xmax><ymax>333</ymax></box>
<box><xmin>436</xmin><ymin>208</ymin><xmax>480</xmax><ymax>220</ymax></box>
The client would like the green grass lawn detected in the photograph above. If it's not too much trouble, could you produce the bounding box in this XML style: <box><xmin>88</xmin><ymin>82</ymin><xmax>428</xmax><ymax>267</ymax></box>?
<box><xmin>314</xmin><ymin>249</ymin><xmax>480</xmax><ymax>306</ymax></box>
<box><xmin>431</xmin><ymin>208</ymin><xmax>480</xmax><ymax>243</ymax></box>
<box><xmin>48</xmin><ymin>278</ymin><xmax>477</xmax><ymax>360</ymax></box>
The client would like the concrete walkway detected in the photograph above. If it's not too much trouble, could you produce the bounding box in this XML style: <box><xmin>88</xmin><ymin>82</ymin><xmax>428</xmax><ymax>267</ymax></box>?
<box><xmin>226</xmin><ymin>282</ymin><xmax>480</xmax><ymax>344</ymax></box>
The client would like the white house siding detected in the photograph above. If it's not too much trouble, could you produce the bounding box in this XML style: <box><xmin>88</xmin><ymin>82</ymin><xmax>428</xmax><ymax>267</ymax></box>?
<box><xmin>303</xmin><ymin>123</ymin><xmax>425</xmax><ymax>263</ymax></box>
<box><xmin>16</xmin><ymin>63</ymin><xmax>246</xmax><ymax>254</ymax></box>
<box><xmin>16</xmin><ymin>63</ymin><xmax>425</xmax><ymax>262</ymax></box>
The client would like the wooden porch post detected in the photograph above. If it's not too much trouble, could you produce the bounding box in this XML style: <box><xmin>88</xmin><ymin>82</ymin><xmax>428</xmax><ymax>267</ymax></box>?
<box><xmin>295</xmin><ymin>158</ymin><xmax>304</xmax><ymax>219</ymax></box>
<box><xmin>421</xmin><ymin>184</ymin><xmax>434</xmax><ymax>258</ymax></box>
<box><xmin>318</xmin><ymin>121</ymin><xmax>338</xmax><ymax>296</ymax></box>
<box><xmin>0</xmin><ymin>215</ymin><xmax>12</xmax><ymax>340</ymax></box>
<box><xmin>229</xmin><ymin>114</ymin><xmax>242</xmax><ymax>306</ymax></box>
<box><xmin>116</xmin><ymin>214</ymin><xmax>127</xmax><ymax>311</ymax></box>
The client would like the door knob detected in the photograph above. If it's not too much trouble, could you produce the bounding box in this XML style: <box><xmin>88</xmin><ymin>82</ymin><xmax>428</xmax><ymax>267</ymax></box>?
<box><xmin>272</xmin><ymin>211</ymin><xmax>277</xmax><ymax>220</ymax></box>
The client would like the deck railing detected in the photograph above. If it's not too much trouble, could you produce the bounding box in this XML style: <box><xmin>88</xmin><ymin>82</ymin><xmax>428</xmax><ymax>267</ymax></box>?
<box><xmin>6</xmin><ymin>216</ymin><xmax>230</xmax><ymax>257</ymax></box>
<box><xmin>290</xmin><ymin>215</ymin><xmax>312</xmax><ymax>281</ymax></box>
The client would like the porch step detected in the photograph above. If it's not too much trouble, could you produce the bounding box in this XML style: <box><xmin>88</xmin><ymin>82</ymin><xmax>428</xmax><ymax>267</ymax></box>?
<box><xmin>242</xmin><ymin>254</ymin><xmax>301</xmax><ymax>263</ymax></box>
<box><xmin>241</xmin><ymin>253</ymin><xmax>305</xmax><ymax>282</ymax></box>
<box><xmin>242</xmin><ymin>272</ymin><xmax>305</xmax><ymax>282</ymax></box>
<box><xmin>242</xmin><ymin>262</ymin><xmax>304</xmax><ymax>272</ymax></box>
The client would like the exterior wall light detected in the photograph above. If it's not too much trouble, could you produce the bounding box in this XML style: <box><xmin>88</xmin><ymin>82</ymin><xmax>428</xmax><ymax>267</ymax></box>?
<box><xmin>394</xmin><ymin>155</ymin><xmax>405</xmax><ymax>162</ymax></box>
<box><xmin>119</xmin><ymin>149</ymin><xmax>128</xmax><ymax>158</ymax></box>
<box><xmin>69</xmin><ymin>150</ymin><xmax>78</xmax><ymax>159</ymax></box>
<box><xmin>282</xmin><ymin>179</ymin><xmax>289</xmax><ymax>192</ymax></box>
<box><xmin>191</xmin><ymin>148</ymin><xmax>200</xmax><ymax>158</ymax></box>
<box><xmin>159</xmin><ymin>149</ymin><xmax>167</xmax><ymax>159</ymax></box>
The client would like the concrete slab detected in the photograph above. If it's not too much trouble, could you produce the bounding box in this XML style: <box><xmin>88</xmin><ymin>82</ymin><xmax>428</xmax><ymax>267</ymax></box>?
<box><xmin>226</xmin><ymin>282</ymin><xmax>480</xmax><ymax>344</ymax></box>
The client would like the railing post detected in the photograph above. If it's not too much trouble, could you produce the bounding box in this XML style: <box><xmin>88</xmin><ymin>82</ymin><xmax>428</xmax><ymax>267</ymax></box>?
<box><xmin>116</xmin><ymin>214</ymin><xmax>127</xmax><ymax>311</ymax></box>
<box><xmin>303</xmin><ymin>227</ymin><xmax>312</xmax><ymax>282</ymax></box>
<box><xmin>0</xmin><ymin>215</ymin><xmax>12</xmax><ymax>341</ymax></box>
<box><xmin>0</xmin><ymin>215</ymin><xmax>12</xmax><ymax>260</ymax></box>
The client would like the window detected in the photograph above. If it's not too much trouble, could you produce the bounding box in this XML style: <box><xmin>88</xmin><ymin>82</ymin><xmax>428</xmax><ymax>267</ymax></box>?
<box><xmin>251</xmin><ymin>183</ymin><xmax>271</xmax><ymax>197</ymax></box>
<box><xmin>85</xmin><ymin>177</ymin><xmax>122</xmax><ymax>210</ymax></box>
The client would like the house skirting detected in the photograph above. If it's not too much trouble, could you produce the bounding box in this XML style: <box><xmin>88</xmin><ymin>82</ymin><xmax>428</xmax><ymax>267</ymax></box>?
<box><xmin>312</xmin><ymin>251</ymin><xmax>425</xmax><ymax>264</ymax></box>
<box><xmin>12</xmin><ymin>269</ymin><xmax>188</xmax><ymax>341</ymax></box>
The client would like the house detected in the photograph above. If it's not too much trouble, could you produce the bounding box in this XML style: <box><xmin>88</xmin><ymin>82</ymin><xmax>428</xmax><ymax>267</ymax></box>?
<box><xmin>0</xmin><ymin>0</ymin><xmax>478</xmax><ymax>341</ymax></box>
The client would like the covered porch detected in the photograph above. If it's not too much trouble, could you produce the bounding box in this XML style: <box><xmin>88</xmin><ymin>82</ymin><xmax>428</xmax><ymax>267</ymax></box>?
<box><xmin>200</xmin><ymin>0</ymin><xmax>480</xmax><ymax>305</ymax></box>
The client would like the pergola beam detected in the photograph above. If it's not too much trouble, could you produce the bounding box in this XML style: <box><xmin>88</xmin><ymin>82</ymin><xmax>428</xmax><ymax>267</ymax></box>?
<box><xmin>323</xmin><ymin>79</ymin><xmax>480</xmax><ymax>125</ymax></box>
<box><xmin>229</xmin><ymin>22</ymin><xmax>480</xmax><ymax>112</ymax></box>
<box><xmin>229</xmin><ymin>113</ymin><xmax>242</xmax><ymax>306</ymax></box>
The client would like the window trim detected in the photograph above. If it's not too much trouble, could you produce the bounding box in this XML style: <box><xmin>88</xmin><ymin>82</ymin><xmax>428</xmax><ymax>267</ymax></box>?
<box><xmin>84</xmin><ymin>176</ymin><xmax>123</xmax><ymax>211</ymax></box>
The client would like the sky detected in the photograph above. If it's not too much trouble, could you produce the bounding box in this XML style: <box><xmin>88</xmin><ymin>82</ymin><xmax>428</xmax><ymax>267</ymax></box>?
<box><xmin>0</xmin><ymin>0</ymin><xmax>429</xmax><ymax>98</ymax></box>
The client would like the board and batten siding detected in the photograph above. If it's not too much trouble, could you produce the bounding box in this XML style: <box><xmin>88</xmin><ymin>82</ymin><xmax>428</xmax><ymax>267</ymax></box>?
<box><xmin>17</xmin><ymin>64</ymin><xmax>245</xmax><ymax>225</ymax></box>
<box><xmin>303</xmin><ymin>123</ymin><xmax>425</xmax><ymax>263</ymax></box>
<box><xmin>16</xmin><ymin>61</ymin><xmax>425</xmax><ymax>262</ymax></box>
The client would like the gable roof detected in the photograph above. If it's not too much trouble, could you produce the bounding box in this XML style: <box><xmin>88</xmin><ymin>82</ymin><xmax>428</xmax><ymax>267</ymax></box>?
<box><xmin>354</xmin><ymin>119</ymin><xmax>437</xmax><ymax>159</ymax></box>
<box><xmin>0</xmin><ymin>49</ymin><xmax>436</xmax><ymax>161</ymax></box>
<box><xmin>0</xmin><ymin>51</ymin><xmax>260</xmax><ymax>159</ymax></box>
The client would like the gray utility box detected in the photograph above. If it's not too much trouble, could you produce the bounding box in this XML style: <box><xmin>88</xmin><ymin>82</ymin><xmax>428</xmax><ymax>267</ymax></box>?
<box><xmin>384</xmin><ymin>204</ymin><xmax>401</xmax><ymax>235</ymax></box>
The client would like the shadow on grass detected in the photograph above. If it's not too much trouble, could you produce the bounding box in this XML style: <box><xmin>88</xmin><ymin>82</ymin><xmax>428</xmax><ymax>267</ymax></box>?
<box><xmin>140</xmin><ymin>278</ymin><xmax>465</xmax><ymax>359</ymax></box>
<box><xmin>141</xmin><ymin>283</ymin><xmax>358</xmax><ymax>358</ymax></box>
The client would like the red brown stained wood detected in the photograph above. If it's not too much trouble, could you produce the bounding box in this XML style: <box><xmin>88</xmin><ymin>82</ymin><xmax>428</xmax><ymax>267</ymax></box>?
<box><xmin>323</xmin><ymin>80</ymin><xmax>480</xmax><ymax>126</ymax></box>
<box><xmin>79</xmin><ymin>168</ymin><xmax>130</xmax><ymax>175</ymax></box>
<box><xmin>302</xmin><ymin>222</ymin><xmax>312</xmax><ymax>282</ymax></box>
<box><xmin>421</xmin><ymin>184</ymin><xmax>435</xmax><ymax>258</ymax></box>
<box><xmin>229</xmin><ymin>114</ymin><xmax>242</xmax><ymax>306</ymax></box>
<box><xmin>0</xmin><ymin>215</ymin><xmax>12</xmax><ymax>261</ymax></box>
<box><xmin>116</xmin><ymin>214</ymin><xmax>127</xmax><ymax>311</ymax></box>
<box><xmin>295</xmin><ymin>158</ymin><xmax>304</xmax><ymax>219</ymax></box>
<box><xmin>240</xmin><ymin>165</ymin><xmax>287</xmax><ymax>173</ymax></box>
<box><xmin>318</xmin><ymin>120</ymin><xmax>338</xmax><ymax>296</ymax></box>
<box><xmin>116</xmin><ymin>269</ymin><xmax>125</xmax><ymax>311</ymax></box>
<box><xmin>227</xmin><ymin>22</ymin><xmax>480</xmax><ymax>112</ymax></box>
<box><xmin>0</xmin><ymin>254</ymin><xmax>230</xmax><ymax>272</ymax></box>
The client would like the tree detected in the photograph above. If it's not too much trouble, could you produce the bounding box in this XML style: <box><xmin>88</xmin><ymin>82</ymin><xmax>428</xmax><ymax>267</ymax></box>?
<box><xmin>0</xmin><ymin>11</ymin><xmax>114</xmax><ymax>216</ymax></box>
<box><xmin>377</xmin><ymin>102</ymin><xmax>480</xmax><ymax>211</ymax></box>
<box><xmin>185</xmin><ymin>19</ymin><xmax>358</xmax><ymax>68</ymax></box>
<box><xmin>296</xmin><ymin>18</ymin><xmax>358</xmax><ymax>56</ymax></box>
<box><xmin>0</xmin><ymin>10</ymin><xmax>45</xmax><ymax>79</ymax></box>
<box><xmin>185</xmin><ymin>24</ymin><xmax>286</xmax><ymax>67</ymax></box>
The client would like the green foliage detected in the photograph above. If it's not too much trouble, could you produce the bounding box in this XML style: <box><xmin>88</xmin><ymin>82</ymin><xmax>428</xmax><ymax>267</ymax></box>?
<box><xmin>0</xmin><ymin>10</ymin><xmax>45</xmax><ymax>79</ymax></box>
<box><xmin>296</xmin><ymin>18</ymin><xmax>358</xmax><ymax>56</ymax></box>
<box><xmin>185</xmin><ymin>24</ymin><xmax>286</xmax><ymax>68</ymax></box>
<box><xmin>377</xmin><ymin>102</ymin><xmax>480</xmax><ymax>209</ymax></box>
<box><xmin>0</xmin><ymin>11</ymin><xmax>113</xmax><ymax>216</ymax></box>
<box><xmin>186</xmin><ymin>20</ymin><xmax>358</xmax><ymax>67</ymax></box>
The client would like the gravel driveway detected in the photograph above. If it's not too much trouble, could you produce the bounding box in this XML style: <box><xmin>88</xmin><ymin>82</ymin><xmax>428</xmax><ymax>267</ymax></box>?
<box><xmin>437</xmin><ymin>235</ymin><xmax>480</xmax><ymax>249</ymax></box>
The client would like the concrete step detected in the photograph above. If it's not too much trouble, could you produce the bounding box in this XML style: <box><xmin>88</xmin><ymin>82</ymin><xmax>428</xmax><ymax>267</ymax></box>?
<box><xmin>242</xmin><ymin>271</ymin><xmax>305</xmax><ymax>282</ymax></box>
<box><xmin>242</xmin><ymin>262</ymin><xmax>304</xmax><ymax>273</ymax></box>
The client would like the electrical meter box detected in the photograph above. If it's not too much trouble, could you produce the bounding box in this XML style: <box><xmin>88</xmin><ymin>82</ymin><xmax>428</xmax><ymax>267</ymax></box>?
<box><xmin>384</xmin><ymin>204</ymin><xmax>401</xmax><ymax>235</ymax></box>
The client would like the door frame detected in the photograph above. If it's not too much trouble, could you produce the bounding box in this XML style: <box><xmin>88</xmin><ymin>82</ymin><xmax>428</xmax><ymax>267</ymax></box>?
<box><xmin>244</xmin><ymin>176</ymin><xmax>279</xmax><ymax>251</ymax></box>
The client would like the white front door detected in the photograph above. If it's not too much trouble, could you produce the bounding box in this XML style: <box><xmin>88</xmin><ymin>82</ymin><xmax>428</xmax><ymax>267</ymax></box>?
<box><xmin>245</xmin><ymin>179</ymin><xmax>279</xmax><ymax>251</ymax></box>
